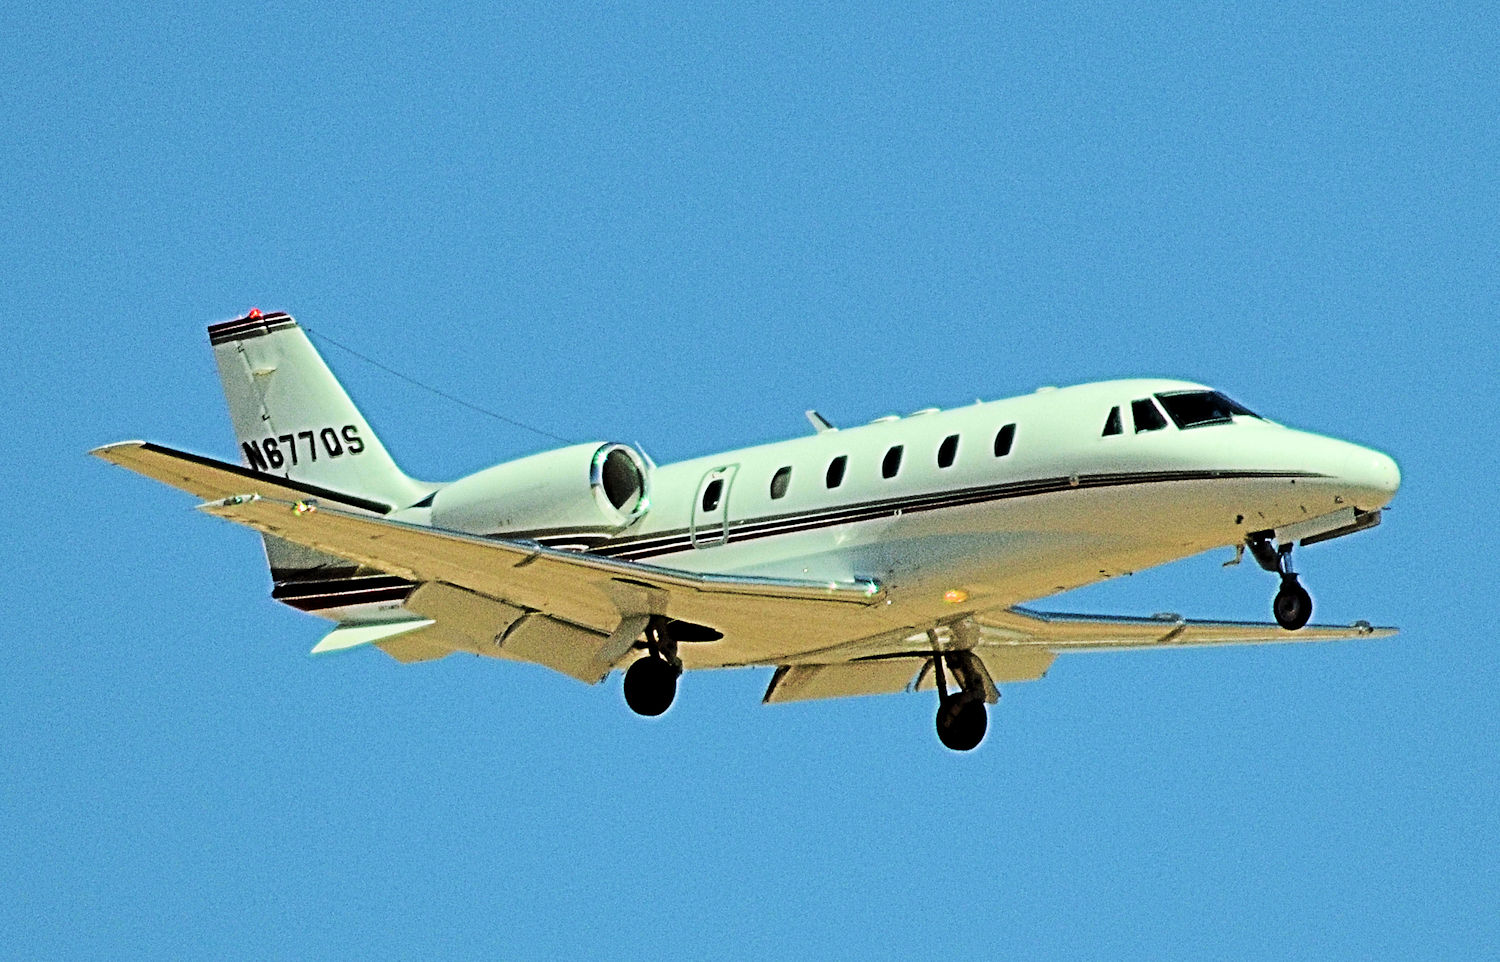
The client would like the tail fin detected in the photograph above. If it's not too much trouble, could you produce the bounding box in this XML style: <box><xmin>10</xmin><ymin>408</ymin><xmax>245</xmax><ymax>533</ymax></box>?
<box><xmin>210</xmin><ymin>311</ymin><xmax>434</xmax><ymax>585</ymax></box>
<box><xmin>208</xmin><ymin>311</ymin><xmax>429</xmax><ymax>509</ymax></box>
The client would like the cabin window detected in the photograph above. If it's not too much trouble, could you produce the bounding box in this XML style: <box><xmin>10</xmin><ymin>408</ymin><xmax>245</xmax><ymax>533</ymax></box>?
<box><xmin>701</xmin><ymin>479</ymin><xmax>723</xmax><ymax>512</ymax></box>
<box><xmin>1155</xmin><ymin>391</ymin><xmax>1262</xmax><ymax>429</ymax></box>
<box><xmin>1102</xmin><ymin>406</ymin><xmax>1123</xmax><ymax>436</ymax></box>
<box><xmin>826</xmin><ymin>455</ymin><xmax>847</xmax><ymax>489</ymax></box>
<box><xmin>770</xmin><ymin>466</ymin><xmax>792</xmax><ymax>500</ymax></box>
<box><xmin>1132</xmin><ymin>398</ymin><xmax>1168</xmax><ymax>432</ymax></box>
<box><xmin>937</xmin><ymin>434</ymin><xmax>959</xmax><ymax>468</ymax></box>
<box><xmin>882</xmin><ymin>445</ymin><xmax>904</xmax><ymax>479</ymax></box>
<box><xmin>993</xmin><ymin>423</ymin><xmax>1016</xmax><ymax>457</ymax></box>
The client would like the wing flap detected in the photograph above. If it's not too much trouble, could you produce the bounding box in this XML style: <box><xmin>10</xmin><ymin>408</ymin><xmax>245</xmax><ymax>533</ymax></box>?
<box><xmin>402</xmin><ymin>582</ymin><xmax>526</xmax><ymax>653</ymax></box>
<box><xmin>908</xmin><ymin>648</ymin><xmax>1054</xmax><ymax>696</ymax></box>
<box><xmin>377</xmin><ymin>636</ymin><xmax>456</xmax><ymax>664</ymax></box>
<box><xmin>767</xmin><ymin>645</ymin><xmax>1059</xmax><ymax>706</ymax></box>
<box><xmin>763</xmin><ymin>658</ymin><xmax>925</xmax><ymax>704</ymax></box>
<box><xmin>496</xmin><ymin>613</ymin><xmax>611</xmax><ymax>684</ymax></box>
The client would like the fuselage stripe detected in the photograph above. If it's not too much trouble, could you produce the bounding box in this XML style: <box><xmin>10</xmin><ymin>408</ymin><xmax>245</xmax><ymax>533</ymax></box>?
<box><xmin>579</xmin><ymin>468</ymin><xmax>1322</xmax><ymax>561</ymax></box>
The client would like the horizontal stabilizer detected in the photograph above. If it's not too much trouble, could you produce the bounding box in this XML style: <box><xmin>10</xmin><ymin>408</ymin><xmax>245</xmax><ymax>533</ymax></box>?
<box><xmin>91</xmin><ymin>441</ymin><xmax>395</xmax><ymax>514</ymax></box>
<box><xmin>311</xmin><ymin>619</ymin><xmax>435</xmax><ymax>655</ymax></box>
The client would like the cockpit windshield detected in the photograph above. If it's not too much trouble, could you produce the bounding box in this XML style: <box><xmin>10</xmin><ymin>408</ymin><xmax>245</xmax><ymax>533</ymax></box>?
<box><xmin>1154</xmin><ymin>391</ymin><xmax>1262</xmax><ymax>429</ymax></box>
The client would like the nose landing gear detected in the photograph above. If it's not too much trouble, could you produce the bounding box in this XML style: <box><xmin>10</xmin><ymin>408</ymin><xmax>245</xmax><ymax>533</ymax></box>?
<box><xmin>623</xmin><ymin>616</ymin><xmax>682</xmax><ymax>716</ymax></box>
<box><xmin>1248</xmin><ymin>534</ymin><xmax>1314</xmax><ymax>630</ymax></box>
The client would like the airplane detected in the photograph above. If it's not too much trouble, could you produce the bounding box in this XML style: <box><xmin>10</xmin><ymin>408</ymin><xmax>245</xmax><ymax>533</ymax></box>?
<box><xmin>93</xmin><ymin>310</ymin><xmax>1401</xmax><ymax>751</ymax></box>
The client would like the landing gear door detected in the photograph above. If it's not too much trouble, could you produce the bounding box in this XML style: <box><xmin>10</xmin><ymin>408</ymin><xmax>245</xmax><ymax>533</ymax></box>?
<box><xmin>690</xmin><ymin>465</ymin><xmax>738</xmax><ymax>548</ymax></box>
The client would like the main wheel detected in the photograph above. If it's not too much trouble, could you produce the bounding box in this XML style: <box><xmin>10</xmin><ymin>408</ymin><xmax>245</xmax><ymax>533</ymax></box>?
<box><xmin>623</xmin><ymin>656</ymin><xmax>679</xmax><ymax>716</ymax></box>
<box><xmin>936</xmin><ymin>695</ymin><xmax>988</xmax><ymax>752</ymax></box>
<box><xmin>1274</xmin><ymin>579</ymin><xmax>1313</xmax><ymax>631</ymax></box>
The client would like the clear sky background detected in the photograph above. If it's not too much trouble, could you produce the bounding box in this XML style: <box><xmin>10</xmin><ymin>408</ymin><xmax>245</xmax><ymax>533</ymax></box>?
<box><xmin>3</xmin><ymin>1</ymin><xmax>1496</xmax><ymax>958</ymax></box>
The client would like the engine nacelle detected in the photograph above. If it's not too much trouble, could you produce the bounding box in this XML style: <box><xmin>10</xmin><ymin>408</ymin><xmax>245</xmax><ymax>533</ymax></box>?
<box><xmin>431</xmin><ymin>442</ymin><xmax>651</xmax><ymax>537</ymax></box>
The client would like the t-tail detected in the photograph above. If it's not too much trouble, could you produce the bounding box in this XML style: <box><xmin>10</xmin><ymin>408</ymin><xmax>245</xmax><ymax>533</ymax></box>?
<box><xmin>208</xmin><ymin>310</ymin><xmax>431</xmax><ymax>600</ymax></box>
<box><xmin>209</xmin><ymin>311</ymin><xmax>428</xmax><ymax>507</ymax></box>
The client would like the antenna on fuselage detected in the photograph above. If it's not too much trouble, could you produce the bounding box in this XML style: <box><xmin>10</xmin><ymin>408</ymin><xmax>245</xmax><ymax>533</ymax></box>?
<box><xmin>805</xmin><ymin>410</ymin><xmax>837</xmax><ymax>434</ymax></box>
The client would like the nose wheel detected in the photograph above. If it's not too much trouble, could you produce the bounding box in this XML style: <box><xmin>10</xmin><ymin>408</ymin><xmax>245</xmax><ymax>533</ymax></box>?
<box><xmin>623</xmin><ymin>616</ymin><xmax>682</xmax><ymax>717</ymax></box>
<box><xmin>1248</xmin><ymin>534</ymin><xmax>1315</xmax><ymax>630</ymax></box>
<box><xmin>1274</xmin><ymin>575</ymin><xmax>1313</xmax><ymax>631</ymax></box>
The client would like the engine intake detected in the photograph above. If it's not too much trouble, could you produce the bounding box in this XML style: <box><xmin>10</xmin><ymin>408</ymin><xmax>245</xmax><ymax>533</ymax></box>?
<box><xmin>431</xmin><ymin>442</ymin><xmax>651</xmax><ymax>538</ymax></box>
<box><xmin>594</xmin><ymin>445</ymin><xmax>647</xmax><ymax>515</ymax></box>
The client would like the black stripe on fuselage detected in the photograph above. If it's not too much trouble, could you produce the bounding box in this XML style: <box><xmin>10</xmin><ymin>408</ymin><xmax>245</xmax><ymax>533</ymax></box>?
<box><xmin>510</xmin><ymin>468</ymin><xmax>1325</xmax><ymax>562</ymax></box>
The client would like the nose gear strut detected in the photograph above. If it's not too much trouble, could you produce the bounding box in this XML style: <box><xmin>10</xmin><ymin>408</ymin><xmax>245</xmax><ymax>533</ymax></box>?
<box><xmin>1247</xmin><ymin>533</ymin><xmax>1314</xmax><ymax>631</ymax></box>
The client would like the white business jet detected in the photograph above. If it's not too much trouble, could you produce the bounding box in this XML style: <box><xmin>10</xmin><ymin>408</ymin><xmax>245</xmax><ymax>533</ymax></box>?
<box><xmin>94</xmin><ymin>311</ymin><xmax>1400</xmax><ymax>750</ymax></box>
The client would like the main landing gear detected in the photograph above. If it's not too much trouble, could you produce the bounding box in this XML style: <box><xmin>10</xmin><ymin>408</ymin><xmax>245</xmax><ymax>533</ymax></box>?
<box><xmin>930</xmin><ymin>634</ymin><xmax>991</xmax><ymax>752</ymax></box>
<box><xmin>1248</xmin><ymin>534</ymin><xmax>1314</xmax><ymax>631</ymax></box>
<box><xmin>623</xmin><ymin>616</ymin><xmax>682</xmax><ymax>717</ymax></box>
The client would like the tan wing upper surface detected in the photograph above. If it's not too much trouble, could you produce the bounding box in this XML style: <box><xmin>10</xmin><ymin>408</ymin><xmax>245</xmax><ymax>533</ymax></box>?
<box><xmin>197</xmin><ymin>494</ymin><xmax>901</xmax><ymax>667</ymax></box>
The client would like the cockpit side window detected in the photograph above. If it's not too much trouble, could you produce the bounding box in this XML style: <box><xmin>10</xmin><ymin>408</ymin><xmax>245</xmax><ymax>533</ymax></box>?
<box><xmin>1132</xmin><ymin>398</ymin><xmax>1168</xmax><ymax>432</ymax></box>
<box><xmin>1155</xmin><ymin>390</ymin><xmax>1262</xmax><ymax>429</ymax></box>
<box><xmin>1102</xmin><ymin>406</ymin><xmax>1122</xmax><ymax>436</ymax></box>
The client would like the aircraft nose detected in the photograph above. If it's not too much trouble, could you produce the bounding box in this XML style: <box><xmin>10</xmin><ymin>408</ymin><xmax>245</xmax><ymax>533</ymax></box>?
<box><xmin>1341</xmin><ymin>445</ymin><xmax>1401</xmax><ymax>507</ymax></box>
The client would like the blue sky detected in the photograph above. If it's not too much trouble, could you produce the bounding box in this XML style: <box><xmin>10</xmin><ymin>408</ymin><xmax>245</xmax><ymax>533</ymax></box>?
<box><xmin>4</xmin><ymin>1</ymin><xmax>1497</xmax><ymax>957</ymax></box>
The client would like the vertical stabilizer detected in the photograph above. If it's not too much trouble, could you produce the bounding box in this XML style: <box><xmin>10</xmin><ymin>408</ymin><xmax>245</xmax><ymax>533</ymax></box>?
<box><xmin>207</xmin><ymin>311</ymin><xmax>429</xmax><ymax>509</ymax></box>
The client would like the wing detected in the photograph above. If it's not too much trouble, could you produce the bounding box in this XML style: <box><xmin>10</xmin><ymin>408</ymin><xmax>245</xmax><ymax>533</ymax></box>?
<box><xmin>761</xmin><ymin>607</ymin><xmax>1394</xmax><ymax>704</ymax></box>
<box><xmin>197</xmin><ymin>494</ymin><xmax>896</xmax><ymax>676</ymax></box>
